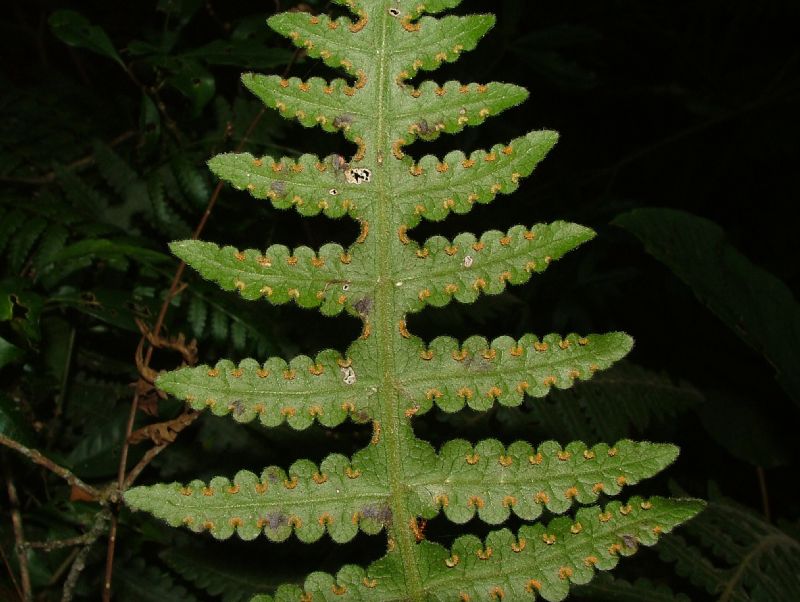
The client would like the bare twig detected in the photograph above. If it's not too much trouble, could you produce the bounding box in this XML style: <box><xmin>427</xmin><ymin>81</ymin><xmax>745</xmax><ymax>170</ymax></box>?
<box><xmin>4</xmin><ymin>464</ymin><xmax>31</xmax><ymax>602</ymax></box>
<box><xmin>0</xmin><ymin>435</ymin><xmax>100</xmax><ymax>501</ymax></box>
<box><xmin>122</xmin><ymin>409</ymin><xmax>201</xmax><ymax>491</ymax></box>
<box><xmin>756</xmin><ymin>466</ymin><xmax>771</xmax><ymax>523</ymax></box>
<box><xmin>25</xmin><ymin>534</ymin><xmax>97</xmax><ymax>552</ymax></box>
<box><xmin>128</xmin><ymin>409</ymin><xmax>200</xmax><ymax>447</ymax></box>
<box><xmin>47</xmin><ymin>548</ymin><xmax>80</xmax><ymax>588</ymax></box>
<box><xmin>61</xmin><ymin>509</ymin><xmax>110</xmax><ymax>602</ymax></box>
<box><xmin>0</xmin><ymin>542</ymin><xmax>23</xmax><ymax>602</ymax></box>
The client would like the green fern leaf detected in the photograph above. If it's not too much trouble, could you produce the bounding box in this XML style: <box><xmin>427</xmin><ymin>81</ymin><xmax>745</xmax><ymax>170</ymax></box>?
<box><xmin>243</xmin><ymin>74</ymin><xmax>366</xmax><ymax>140</ymax></box>
<box><xmin>208</xmin><ymin>152</ymin><xmax>364</xmax><ymax>219</ymax></box>
<box><xmin>400</xmin><ymin>332</ymin><xmax>632</xmax><ymax>413</ymax></box>
<box><xmin>389</xmin><ymin>80</ymin><xmax>527</xmax><ymax>145</ymax></box>
<box><xmin>126</xmin><ymin>3</ymin><xmax>701</xmax><ymax>600</ymax></box>
<box><xmin>398</xmin><ymin>223</ymin><xmax>594</xmax><ymax>312</ymax></box>
<box><xmin>125</xmin><ymin>448</ymin><xmax>392</xmax><ymax>543</ymax></box>
<box><xmin>255</xmin><ymin>497</ymin><xmax>701</xmax><ymax>602</ymax></box>
<box><xmin>392</xmin><ymin>15</ymin><xmax>496</xmax><ymax>77</ymax></box>
<box><xmin>156</xmin><ymin>342</ymin><xmax>378</xmax><ymax>429</ymax></box>
<box><xmin>395</xmin><ymin>131</ymin><xmax>558</xmax><ymax>225</ymax></box>
<box><xmin>170</xmin><ymin>240</ymin><xmax>358</xmax><ymax>314</ymax></box>
<box><xmin>267</xmin><ymin>13</ymin><xmax>371</xmax><ymax>75</ymax></box>
<box><xmin>408</xmin><ymin>440</ymin><xmax>679</xmax><ymax>524</ymax></box>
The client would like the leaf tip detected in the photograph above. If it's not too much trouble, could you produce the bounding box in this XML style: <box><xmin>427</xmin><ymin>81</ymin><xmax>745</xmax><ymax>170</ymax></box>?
<box><xmin>670</xmin><ymin>497</ymin><xmax>707</xmax><ymax>524</ymax></box>
<box><xmin>168</xmin><ymin>239</ymin><xmax>194</xmax><ymax>260</ymax></box>
<box><xmin>266</xmin><ymin>13</ymin><xmax>288</xmax><ymax>35</ymax></box>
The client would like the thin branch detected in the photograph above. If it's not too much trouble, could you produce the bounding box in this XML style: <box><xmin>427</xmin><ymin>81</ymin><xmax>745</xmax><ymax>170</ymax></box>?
<box><xmin>0</xmin><ymin>435</ymin><xmax>100</xmax><ymax>500</ymax></box>
<box><xmin>0</xmin><ymin>542</ymin><xmax>23</xmax><ymax>602</ymax></box>
<box><xmin>756</xmin><ymin>466</ymin><xmax>771</xmax><ymax>523</ymax></box>
<box><xmin>25</xmin><ymin>534</ymin><xmax>97</xmax><ymax>552</ymax></box>
<box><xmin>4</xmin><ymin>464</ymin><xmax>31</xmax><ymax>602</ymax></box>
<box><xmin>47</xmin><ymin>548</ymin><xmax>80</xmax><ymax>588</ymax></box>
<box><xmin>124</xmin><ymin>411</ymin><xmax>200</xmax><ymax>490</ymax></box>
<box><xmin>61</xmin><ymin>509</ymin><xmax>110</xmax><ymax>602</ymax></box>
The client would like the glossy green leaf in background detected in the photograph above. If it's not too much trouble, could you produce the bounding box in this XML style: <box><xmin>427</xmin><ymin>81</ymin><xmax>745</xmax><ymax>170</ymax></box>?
<box><xmin>48</xmin><ymin>9</ymin><xmax>124</xmax><ymax>67</ymax></box>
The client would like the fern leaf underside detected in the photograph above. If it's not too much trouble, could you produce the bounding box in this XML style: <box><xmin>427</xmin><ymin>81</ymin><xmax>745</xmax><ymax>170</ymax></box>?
<box><xmin>125</xmin><ymin>1</ymin><xmax>701</xmax><ymax>600</ymax></box>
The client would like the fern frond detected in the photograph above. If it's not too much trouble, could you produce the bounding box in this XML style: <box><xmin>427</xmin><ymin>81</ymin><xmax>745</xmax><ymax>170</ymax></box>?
<box><xmin>208</xmin><ymin>152</ymin><xmax>362</xmax><ymax>219</ymax></box>
<box><xmin>395</xmin><ymin>132</ymin><xmax>558</xmax><ymax>225</ymax></box>
<box><xmin>409</xmin><ymin>439</ymin><xmax>678</xmax><ymax>523</ymax></box>
<box><xmin>157</xmin><ymin>343</ymin><xmax>378</xmax><ymax>429</ymax></box>
<box><xmin>397</xmin><ymin>222</ymin><xmax>595</xmax><ymax>312</ymax></box>
<box><xmin>393</xmin><ymin>15</ymin><xmax>496</xmax><ymax>79</ymax></box>
<box><xmin>125</xmin><ymin>450</ymin><xmax>391</xmax><ymax>543</ymax></box>
<box><xmin>126</xmin><ymin>3</ymin><xmax>701</xmax><ymax>599</ymax></box>
<box><xmin>170</xmin><ymin>240</ymin><xmax>360</xmax><ymax>314</ymax></box>
<box><xmin>256</xmin><ymin>497</ymin><xmax>701</xmax><ymax>602</ymax></box>
<box><xmin>400</xmin><ymin>332</ymin><xmax>632</xmax><ymax>413</ymax></box>
<box><xmin>268</xmin><ymin>13</ymin><xmax>372</xmax><ymax>75</ymax></box>
<box><xmin>390</xmin><ymin>81</ymin><xmax>528</xmax><ymax>145</ymax></box>
<box><xmin>243</xmin><ymin>75</ymin><xmax>366</xmax><ymax>140</ymax></box>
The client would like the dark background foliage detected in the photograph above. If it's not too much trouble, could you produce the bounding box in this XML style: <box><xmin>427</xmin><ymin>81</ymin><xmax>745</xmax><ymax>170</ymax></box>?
<box><xmin>2</xmin><ymin>0</ymin><xmax>799</xmax><ymax>600</ymax></box>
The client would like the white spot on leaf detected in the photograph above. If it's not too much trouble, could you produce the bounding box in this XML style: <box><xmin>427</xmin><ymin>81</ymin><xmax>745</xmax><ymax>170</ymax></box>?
<box><xmin>341</xmin><ymin>366</ymin><xmax>356</xmax><ymax>385</ymax></box>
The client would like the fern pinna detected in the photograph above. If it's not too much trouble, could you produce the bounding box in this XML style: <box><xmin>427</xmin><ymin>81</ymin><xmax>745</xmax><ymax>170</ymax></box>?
<box><xmin>125</xmin><ymin>1</ymin><xmax>702</xmax><ymax>599</ymax></box>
